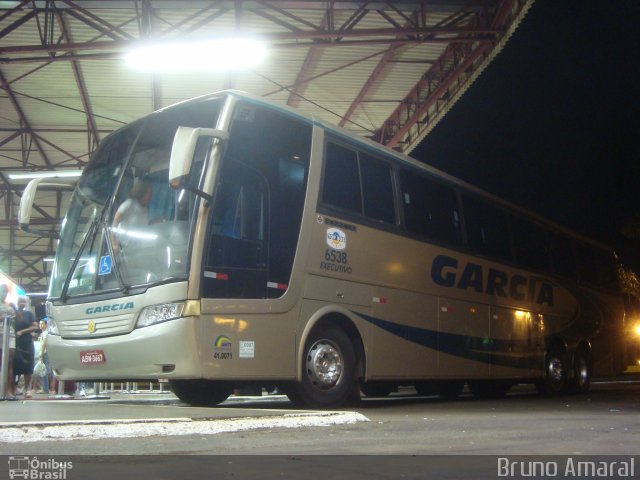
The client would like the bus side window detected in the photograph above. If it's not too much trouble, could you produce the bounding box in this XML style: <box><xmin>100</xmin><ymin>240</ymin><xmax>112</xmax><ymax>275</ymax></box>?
<box><xmin>575</xmin><ymin>242</ymin><xmax>600</xmax><ymax>287</ymax></box>
<box><xmin>400</xmin><ymin>169</ymin><xmax>461</xmax><ymax>246</ymax></box>
<box><xmin>359</xmin><ymin>153</ymin><xmax>395</xmax><ymax>224</ymax></box>
<box><xmin>512</xmin><ymin>217</ymin><xmax>552</xmax><ymax>272</ymax></box>
<box><xmin>462</xmin><ymin>196</ymin><xmax>512</xmax><ymax>262</ymax></box>
<box><xmin>204</xmin><ymin>164</ymin><xmax>268</xmax><ymax>299</ymax></box>
<box><xmin>322</xmin><ymin>143</ymin><xmax>362</xmax><ymax>214</ymax></box>
<box><xmin>549</xmin><ymin>233</ymin><xmax>578</xmax><ymax>281</ymax></box>
<box><xmin>594</xmin><ymin>250</ymin><xmax>620</xmax><ymax>291</ymax></box>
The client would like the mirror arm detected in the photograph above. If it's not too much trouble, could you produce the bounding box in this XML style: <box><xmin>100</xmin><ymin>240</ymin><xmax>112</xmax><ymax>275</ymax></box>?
<box><xmin>171</xmin><ymin>182</ymin><xmax>213</xmax><ymax>206</ymax></box>
<box><xmin>19</xmin><ymin>224</ymin><xmax>60</xmax><ymax>239</ymax></box>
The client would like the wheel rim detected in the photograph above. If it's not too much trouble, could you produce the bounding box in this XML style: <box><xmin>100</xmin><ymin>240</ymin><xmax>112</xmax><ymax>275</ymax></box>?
<box><xmin>306</xmin><ymin>340</ymin><xmax>343</xmax><ymax>389</ymax></box>
<box><xmin>576</xmin><ymin>356</ymin><xmax>589</xmax><ymax>388</ymax></box>
<box><xmin>548</xmin><ymin>356</ymin><xmax>565</xmax><ymax>386</ymax></box>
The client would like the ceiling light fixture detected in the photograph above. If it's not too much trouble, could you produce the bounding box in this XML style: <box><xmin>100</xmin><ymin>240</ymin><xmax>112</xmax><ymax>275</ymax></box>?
<box><xmin>125</xmin><ymin>38</ymin><xmax>268</xmax><ymax>73</ymax></box>
<box><xmin>8</xmin><ymin>170</ymin><xmax>82</xmax><ymax>180</ymax></box>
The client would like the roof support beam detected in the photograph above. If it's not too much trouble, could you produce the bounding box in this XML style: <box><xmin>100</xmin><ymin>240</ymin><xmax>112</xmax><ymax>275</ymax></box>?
<box><xmin>56</xmin><ymin>12</ymin><xmax>100</xmax><ymax>151</ymax></box>
<box><xmin>0</xmin><ymin>26</ymin><xmax>500</xmax><ymax>56</ymax></box>
<box><xmin>60</xmin><ymin>0</ymin><xmax>134</xmax><ymax>40</ymax></box>
<box><xmin>377</xmin><ymin>0</ymin><xmax>522</xmax><ymax>151</ymax></box>
<box><xmin>286</xmin><ymin>15</ymin><xmax>328</xmax><ymax>107</ymax></box>
<box><xmin>0</xmin><ymin>9</ymin><xmax>37</xmax><ymax>40</ymax></box>
<box><xmin>0</xmin><ymin>69</ymin><xmax>52</xmax><ymax>167</ymax></box>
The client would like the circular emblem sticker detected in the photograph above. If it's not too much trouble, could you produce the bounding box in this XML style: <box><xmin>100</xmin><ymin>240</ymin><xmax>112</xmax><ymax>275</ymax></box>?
<box><xmin>326</xmin><ymin>228</ymin><xmax>347</xmax><ymax>250</ymax></box>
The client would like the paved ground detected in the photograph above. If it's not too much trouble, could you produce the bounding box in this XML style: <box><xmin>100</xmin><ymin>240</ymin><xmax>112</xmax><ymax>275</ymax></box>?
<box><xmin>0</xmin><ymin>376</ymin><xmax>638</xmax><ymax>479</ymax></box>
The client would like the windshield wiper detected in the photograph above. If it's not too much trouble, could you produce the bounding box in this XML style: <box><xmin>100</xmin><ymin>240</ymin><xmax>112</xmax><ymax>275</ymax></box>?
<box><xmin>102</xmin><ymin>218</ymin><xmax>131</xmax><ymax>295</ymax></box>
<box><xmin>59</xmin><ymin>215</ymin><xmax>101</xmax><ymax>303</ymax></box>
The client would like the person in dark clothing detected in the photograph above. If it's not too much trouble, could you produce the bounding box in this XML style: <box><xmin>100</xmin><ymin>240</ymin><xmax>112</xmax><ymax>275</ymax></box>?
<box><xmin>13</xmin><ymin>297</ymin><xmax>37</xmax><ymax>397</ymax></box>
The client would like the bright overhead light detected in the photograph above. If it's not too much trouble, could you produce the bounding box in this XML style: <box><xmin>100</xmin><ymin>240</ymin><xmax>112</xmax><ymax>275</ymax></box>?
<box><xmin>8</xmin><ymin>170</ymin><xmax>82</xmax><ymax>180</ymax></box>
<box><xmin>125</xmin><ymin>38</ymin><xmax>268</xmax><ymax>73</ymax></box>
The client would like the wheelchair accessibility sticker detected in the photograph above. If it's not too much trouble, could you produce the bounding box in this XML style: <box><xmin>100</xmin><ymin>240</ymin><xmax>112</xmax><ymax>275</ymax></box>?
<box><xmin>98</xmin><ymin>255</ymin><xmax>112</xmax><ymax>276</ymax></box>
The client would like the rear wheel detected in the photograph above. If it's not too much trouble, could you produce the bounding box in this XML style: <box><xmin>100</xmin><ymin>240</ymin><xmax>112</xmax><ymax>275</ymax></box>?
<box><xmin>569</xmin><ymin>348</ymin><xmax>592</xmax><ymax>394</ymax></box>
<box><xmin>169</xmin><ymin>379</ymin><xmax>232</xmax><ymax>406</ymax></box>
<box><xmin>537</xmin><ymin>345</ymin><xmax>568</xmax><ymax>395</ymax></box>
<box><xmin>288</xmin><ymin>326</ymin><xmax>357</xmax><ymax>408</ymax></box>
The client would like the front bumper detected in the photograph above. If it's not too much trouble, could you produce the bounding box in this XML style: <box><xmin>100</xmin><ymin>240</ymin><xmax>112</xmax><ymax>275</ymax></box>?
<box><xmin>47</xmin><ymin>316</ymin><xmax>202</xmax><ymax>380</ymax></box>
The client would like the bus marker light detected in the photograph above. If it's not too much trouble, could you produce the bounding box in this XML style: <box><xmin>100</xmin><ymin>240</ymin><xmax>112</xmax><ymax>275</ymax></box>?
<box><xmin>441</xmin><ymin>306</ymin><xmax>453</xmax><ymax>313</ymax></box>
<box><xmin>373</xmin><ymin>297</ymin><xmax>387</xmax><ymax>304</ymax></box>
<box><xmin>267</xmin><ymin>282</ymin><xmax>288</xmax><ymax>290</ymax></box>
<box><xmin>205</xmin><ymin>271</ymin><xmax>229</xmax><ymax>281</ymax></box>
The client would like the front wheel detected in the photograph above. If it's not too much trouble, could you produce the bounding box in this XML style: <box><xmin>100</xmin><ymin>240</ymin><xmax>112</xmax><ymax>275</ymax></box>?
<box><xmin>288</xmin><ymin>326</ymin><xmax>356</xmax><ymax>408</ymax></box>
<box><xmin>169</xmin><ymin>379</ymin><xmax>232</xmax><ymax>406</ymax></box>
<box><xmin>360</xmin><ymin>381</ymin><xmax>395</xmax><ymax>398</ymax></box>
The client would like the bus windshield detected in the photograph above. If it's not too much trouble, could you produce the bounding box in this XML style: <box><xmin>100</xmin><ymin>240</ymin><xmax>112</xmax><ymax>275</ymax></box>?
<box><xmin>50</xmin><ymin>97</ymin><xmax>223</xmax><ymax>299</ymax></box>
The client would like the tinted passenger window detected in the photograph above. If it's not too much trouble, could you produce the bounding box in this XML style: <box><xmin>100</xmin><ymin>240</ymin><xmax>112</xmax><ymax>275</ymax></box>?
<box><xmin>549</xmin><ymin>233</ymin><xmax>577</xmax><ymax>280</ymax></box>
<box><xmin>463</xmin><ymin>197</ymin><xmax>512</xmax><ymax>261</ymax></box>
<box><xmin>203</xmin><ymin>103</ymin><xmax>312</xmax><ymax>299</ymax></box>
<box><xmin>322</xmin><ymin>143</ymin><xmax>361</xmax><ymax>213</ymax></box>
<box><xmin>360</xmin><ymin>154</ymin><xmax>395</xmax><ymax>224</ymax></box>
<box><xmin>575</xmin><ymin>243</ymin><xmax>600</xmax><ymax>286</ymax></box>
<box><xmin>594</xmin><ymin>250</ymin><xmax>619</xmax><ymax>291</ymax></box>
<box><xmin>400</xmin><ymin>169</ymin><xmax>461</xmax><ymax>245</ymax></box>
<box><xmin>512</xmin><ymin>217</ymin><xmax>551</xmax><ymax>271</ymax></box>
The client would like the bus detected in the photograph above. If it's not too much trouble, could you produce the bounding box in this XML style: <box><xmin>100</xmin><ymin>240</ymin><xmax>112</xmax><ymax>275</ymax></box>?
<box><xmin>22</xmin><ymin>90</ymin><xmax>626</xmax><ymax>408</ymax></box>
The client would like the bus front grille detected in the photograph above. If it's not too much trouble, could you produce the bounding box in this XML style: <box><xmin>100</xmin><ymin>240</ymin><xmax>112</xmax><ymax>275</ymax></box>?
<box><xmin>59</xmin><ymin>314</ymin><xmax>135</xmax><ymax>338</ymax></box>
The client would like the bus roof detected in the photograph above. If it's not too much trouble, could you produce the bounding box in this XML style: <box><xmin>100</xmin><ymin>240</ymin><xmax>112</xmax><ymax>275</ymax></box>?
<box><xmin>129</xmin><ymin>90</ymin><xmax>617</xmax><ymax>255</ymax></box>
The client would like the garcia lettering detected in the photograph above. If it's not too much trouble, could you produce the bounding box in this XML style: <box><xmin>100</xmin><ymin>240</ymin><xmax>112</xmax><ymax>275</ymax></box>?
<box><xmin>86</xmin><ymin>302</ymin><xmax>134</xmax><ymax>315</ymax></box>
<box><xmin>431</xmin><ymin>255</ymin><xmax>554</xmax><ymax>306</ymax></box>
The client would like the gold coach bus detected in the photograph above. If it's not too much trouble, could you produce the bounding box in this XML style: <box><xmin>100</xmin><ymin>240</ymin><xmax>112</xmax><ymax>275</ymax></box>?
<box><xmin>22</xmin><ymin>91</ymin><xmax>626</xmax><ymax>407</ymax></box>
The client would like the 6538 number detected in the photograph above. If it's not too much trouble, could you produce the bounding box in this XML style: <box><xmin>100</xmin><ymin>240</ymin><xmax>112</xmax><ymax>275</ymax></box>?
<box><xmin>325</xmin><ymin>249</ymin><xmax>347</xmax><ymax>264</ymax></box>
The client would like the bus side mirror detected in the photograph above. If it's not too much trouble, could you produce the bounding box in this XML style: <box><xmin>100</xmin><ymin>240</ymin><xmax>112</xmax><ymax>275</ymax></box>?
<box><xmin>169</xmin><ymin>126</ymin><xmax>229</xmax><ymax>189</ymax></box>
<box><xmin>19</xmin><ymin>178</ymin><xmax>74</xmax><ymax>239</ymax></box>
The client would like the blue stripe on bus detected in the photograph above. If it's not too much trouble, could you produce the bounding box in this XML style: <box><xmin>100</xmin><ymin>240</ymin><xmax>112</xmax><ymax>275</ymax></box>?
<box><xmin>355</xmin><ymin>312</ymin><xmax>537</xmax><ymax>369</ymax></box>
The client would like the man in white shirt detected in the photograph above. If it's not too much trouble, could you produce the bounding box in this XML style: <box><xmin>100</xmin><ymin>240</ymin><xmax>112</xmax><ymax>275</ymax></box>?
<box><xmin>0</xmin><ymin>284</ymin><xmax>16</xmax><ymax>396</ymax></box>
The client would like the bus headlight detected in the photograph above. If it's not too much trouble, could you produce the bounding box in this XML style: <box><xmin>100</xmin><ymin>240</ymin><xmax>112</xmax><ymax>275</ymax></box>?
<box><xmin>136</xmin><ymin>302</ymin><xmax>185</xmax><ymax>328</ymax></box>
<box><xmin>47</xmin><ymin>316</ymin><xmax>60</xmax><ymax>335</ymax></box>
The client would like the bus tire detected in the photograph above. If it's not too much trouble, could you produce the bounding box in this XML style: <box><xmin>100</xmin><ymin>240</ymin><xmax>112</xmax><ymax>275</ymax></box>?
<box><xmin>569</xmin><ymin>348</ymin><xmax>592</xmax><ymax>394</ymax></box>
<box><xmin>290</xmin><ymin>326</ymin><xmax>356</xmax><ymax>408</ymax></box>
<box><xmin>169</xmin><ymin>379</ymin><xmax>232</xmax><ymax>406</ymax></box>
<box><xmin>538</xmin><ymin>345</ymin><xmax>568</xmax><ymax>395</ymax></box>
<box><xmin>360</xmin><ymin>381</ymin><xmax>395</xmax><ymax>398</ymax></box>
<box><xmin>436</xmin><ymin>380</ymin><xmax>465</xmax><ymax>400</ymax></box>
<box><xmin>468</xmin><ymin>380</ymin><xmax>511</xmax><ymax>399</ymax></box>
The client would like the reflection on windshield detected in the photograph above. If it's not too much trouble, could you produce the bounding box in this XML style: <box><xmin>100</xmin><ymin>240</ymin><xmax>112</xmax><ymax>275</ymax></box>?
<box><xmin>50</xmin><ymin>98</ymin><xmax>222</xmax><ymax>300</ymax></box>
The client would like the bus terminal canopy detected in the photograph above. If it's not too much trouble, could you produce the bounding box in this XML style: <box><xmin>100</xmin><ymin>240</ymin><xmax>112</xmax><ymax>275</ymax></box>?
<box><xmin>0</xmin><ymin>0</ymin><xmax>533</xmax><ymax>292</ymax></box>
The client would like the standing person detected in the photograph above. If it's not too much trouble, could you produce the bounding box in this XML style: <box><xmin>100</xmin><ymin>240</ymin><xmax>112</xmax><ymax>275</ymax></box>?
<box><xmin>111</xmin><ymin>179</ymin><xmax>152</xmax><ymax>253</ymax></box>
<box><xmin>37</xmin><ymin>319</ymin><xmax>53</xmax><ymax>394</ymax></box>
<box><xmin>0</xmin><ymin>285</ymin><xmax>16</xmax><ymax>397</ymax></box>
<box><xmin>13</xmin><ymin>297</ymin><xmax>37</xmax><ymax>397</ymax></box>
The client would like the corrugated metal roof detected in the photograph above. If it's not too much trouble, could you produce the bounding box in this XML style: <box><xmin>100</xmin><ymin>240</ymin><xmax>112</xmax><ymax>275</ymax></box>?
<box><xmin>0</xmin><ymin>0</ymin><xmax>533</xmax><ymax>291</ymax></box>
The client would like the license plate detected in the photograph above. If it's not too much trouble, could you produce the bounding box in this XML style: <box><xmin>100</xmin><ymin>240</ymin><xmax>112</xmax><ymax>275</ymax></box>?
<box><xmin>80</xmin><ymin>350</ymin><xmax>106</xmax><ymax>365</ymax></box>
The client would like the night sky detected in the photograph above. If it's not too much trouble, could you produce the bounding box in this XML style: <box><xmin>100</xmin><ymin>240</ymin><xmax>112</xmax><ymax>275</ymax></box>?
<box><xmin>413</xmin><ymin>1</ymin><xmax>640</xmax><ymax>271</ymax></box>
